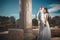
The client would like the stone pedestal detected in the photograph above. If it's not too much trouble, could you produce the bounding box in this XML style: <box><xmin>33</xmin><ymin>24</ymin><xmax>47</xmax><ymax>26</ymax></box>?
<box><xmin>8</xmin><ymin>29</ymin><xmax>24</xmax><ymax>40</ymax></box>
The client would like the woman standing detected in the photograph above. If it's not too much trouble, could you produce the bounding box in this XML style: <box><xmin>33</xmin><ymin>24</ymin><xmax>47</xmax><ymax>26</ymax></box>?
<box><xmin>37</xmin><ymin>7</ymin><xmax>51</xmax><ymax>40</ymax></box>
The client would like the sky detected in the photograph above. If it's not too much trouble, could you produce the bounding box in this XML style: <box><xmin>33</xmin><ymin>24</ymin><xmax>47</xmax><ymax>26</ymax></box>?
<box><xmin>0</xmin><ymin>0</ymin><xmax>60</xmax><ymax>20</ymax></box>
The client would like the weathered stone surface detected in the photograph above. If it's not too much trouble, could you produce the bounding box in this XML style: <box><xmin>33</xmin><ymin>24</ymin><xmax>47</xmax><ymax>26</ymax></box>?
<box><xmin>32</xmin><ymin>29</ymin><xmax>39</xmax><ymax>36</ymax></box>
<box><xmin>8</xmin><ymin>29</ymin><xmax>24</xmax><ymax>40</ymax></box>
<box><xmin>51</xmin><ymin>28</ymin><xmax>60</xmax><ymax>37</ymax></box>
<box><xmin>20</xmin><ymin>0</ymin><xmax>32</xmax><ymax>29</ymax></box>
<box><xmin>24</xmin><ymin>32</ymin><xmax>34</xmax><ymax>40</ymax></box>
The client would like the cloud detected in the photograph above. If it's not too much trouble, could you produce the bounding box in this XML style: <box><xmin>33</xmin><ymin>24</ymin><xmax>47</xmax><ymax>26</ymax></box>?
<box><xmin>49</xmin><ymin>13</ymin><xmax>60</xmax><ymax>17</ymax></box>
<box><xmin>49</xmin><ymin>4</ymin><xmax>60</xmax><ymax>7</ymax></box>
<box><xmin>48</xmin><ymin>4</ymin><xmax>60</xmax><ymax>17</ymax></box>
<box><xmin>48</xmin><ymin>4</ymin><xmax>60</xmax><ymax>13</ymax></box>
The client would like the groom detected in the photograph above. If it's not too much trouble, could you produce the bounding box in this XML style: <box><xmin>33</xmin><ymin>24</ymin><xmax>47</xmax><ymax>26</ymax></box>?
<box><xmin>37</xmin><ymin>7</ymin><xmax>46</xmax><ymax>30</ymax></box>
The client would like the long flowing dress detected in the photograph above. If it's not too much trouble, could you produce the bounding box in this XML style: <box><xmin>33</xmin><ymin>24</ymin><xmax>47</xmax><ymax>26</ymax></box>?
<box><xmin>37</xmin><ymin>10</ymin><xmax>51</xmax><ymax>40</ymax></box>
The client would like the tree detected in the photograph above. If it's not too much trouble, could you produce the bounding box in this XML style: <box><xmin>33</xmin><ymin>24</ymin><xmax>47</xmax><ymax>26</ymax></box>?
<box><xmin>49</xmin><ymin>16</ymin><xmax>60</xmax><ymax>27</ymax></box>
<box><xmin>52</xmin><ymin>16</ymin><xmax>60</xmax><ymax>26</ymax></box>
<box><xmin>9</xmin><ymin>16</ymin><xmax>15</xmax><ymax>24</ymax></box>
<box><xmin>16</xmin><ymin>19</ymin><xmax>20</xmax><ymax>28</ymax></box>
<box><xmin>0</xmin><ymin>16</ymin><xmax>9</xmax><ymax>25</ymax></box>
<box><xmin>0</xmin><ymin>16</ymin><xmax>9</xmax><ymax>31</ymax></box>
<box><xmin>32</xmin><ymin>18</ymin><xmax>38</xmax><ymax>26</ymax></box>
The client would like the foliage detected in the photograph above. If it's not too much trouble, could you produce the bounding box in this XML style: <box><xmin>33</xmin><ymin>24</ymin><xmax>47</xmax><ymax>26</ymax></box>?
<box><xmin>0</xmin><ymin>16</ymin><xmax>16</xmax><ymax>31</ymax></box>
<box><xmin>32</xmin><ymin>18</ymin><xmax>38</xmax><ymax>26</ymax></box>
<box><xmin>49</xmin><ymin>16</ymin><xmax>60</xmax><ymax>27</ymax></box>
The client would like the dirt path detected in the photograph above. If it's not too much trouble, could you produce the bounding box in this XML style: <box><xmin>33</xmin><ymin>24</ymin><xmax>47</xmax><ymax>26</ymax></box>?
<box><xmin>51</xmin><ymin>37</ymin><xmax>60</xmax><ymax>40</ymax></box>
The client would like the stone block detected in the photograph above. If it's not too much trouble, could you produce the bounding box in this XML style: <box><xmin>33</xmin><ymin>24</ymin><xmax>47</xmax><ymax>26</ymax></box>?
<box><xmin>8</xmin><ymin>29</ymin><xmax>24</xmax><ymax>40</ymax></box>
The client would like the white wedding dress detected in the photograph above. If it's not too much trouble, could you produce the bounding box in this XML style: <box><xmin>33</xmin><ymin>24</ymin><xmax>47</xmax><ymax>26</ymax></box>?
<box><xmin>37</xmin><ymin>10</ymin><xmax>51</xmax><ymax>40</ymax></box>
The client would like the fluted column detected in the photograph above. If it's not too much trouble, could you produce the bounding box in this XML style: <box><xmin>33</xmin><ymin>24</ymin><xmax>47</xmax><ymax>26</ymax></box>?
<box><xmin>20</xmin><ymin>0</ymin><xmax>33</xmax><ymax>40</ymax></box>
<box><xmin>20</xmin><ymin>0</ymin><xmax>32</xmax><ymax>29</ymax></box>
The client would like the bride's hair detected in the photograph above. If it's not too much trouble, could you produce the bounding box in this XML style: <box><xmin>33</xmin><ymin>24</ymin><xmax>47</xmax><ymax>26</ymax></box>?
<box><xmin>44</xmin><ymin>8</ymin><xmax>48</xmax><ymax>13</ymax></box>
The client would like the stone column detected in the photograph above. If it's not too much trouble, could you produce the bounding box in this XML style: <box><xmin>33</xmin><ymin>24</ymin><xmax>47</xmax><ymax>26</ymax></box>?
<box><xmin>20</xmin><ymin>0</ymin><xmax>32</xmax><ymax>29</ymax></box>
<box><xmin>20</xmin><ymin>0</ymin><xmax>33</xmax><ymax>40</ymax></box>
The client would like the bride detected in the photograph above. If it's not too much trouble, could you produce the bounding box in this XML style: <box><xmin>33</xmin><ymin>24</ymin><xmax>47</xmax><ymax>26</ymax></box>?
<box><xmin>37</xmin><ymin>7</ymin><xmax>51</xmax><ymax>40</ymax></box>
